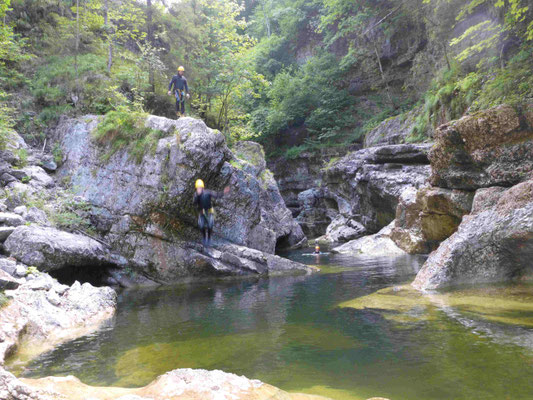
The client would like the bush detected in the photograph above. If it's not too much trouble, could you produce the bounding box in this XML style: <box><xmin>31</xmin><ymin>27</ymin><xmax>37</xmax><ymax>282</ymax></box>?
<box><xmin>93</xmin><ymin>108</ymin><xmax>168</xmax><ymax>163</ymax></box>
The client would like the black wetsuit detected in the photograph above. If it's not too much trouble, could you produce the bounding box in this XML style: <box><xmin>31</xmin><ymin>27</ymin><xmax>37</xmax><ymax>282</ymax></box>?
<box><xmin>193</xmin><ymin>189</ymin><xmax>222</xmax><ymax>246</ymax></box>
<box><xmin>168</xmin><ymin>74</ymin><xmax>189</xmax><ymax>114</ymax></box>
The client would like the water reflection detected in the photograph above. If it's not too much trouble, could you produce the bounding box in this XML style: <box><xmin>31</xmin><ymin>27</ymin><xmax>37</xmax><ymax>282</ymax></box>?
<box><xmin>9</xmin><ymin>250</ymin><xmax>533</xmax><ymax>400</ymax></box>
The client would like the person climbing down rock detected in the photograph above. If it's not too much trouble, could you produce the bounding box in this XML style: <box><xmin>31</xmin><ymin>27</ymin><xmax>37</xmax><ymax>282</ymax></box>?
<box><xmin>193</xmin><ymin>179</ymin><xmax>230</xmax><ymax>247</ymax></box>
<box><xmin>167</xmin><ymin>65</ymin><xmax>190</xmax><ymax>118</ymax></box>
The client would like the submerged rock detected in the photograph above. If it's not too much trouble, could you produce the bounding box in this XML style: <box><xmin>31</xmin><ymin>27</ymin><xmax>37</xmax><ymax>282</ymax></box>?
<box><xmin>4</xmin><ymin>226</ymin><xmax>111</xmax><ymax>272</ymax></box>
<box><xmin>413</xmin><ymin>179</ymin><xmax>533</xmax><ymax>290</ymax></box>
<box><xmin>429</xmin><ymin>103</ymin><xmax>533</xmax><ymax>190</ymax></box>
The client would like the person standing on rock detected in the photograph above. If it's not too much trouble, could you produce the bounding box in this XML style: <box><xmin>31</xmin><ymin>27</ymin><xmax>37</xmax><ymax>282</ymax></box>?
<box><xmin>168</xmin><ymin>66</ymin><xmax>190</xmax><ymax>118</ymax></box>
<box><xmin>193</xmin><ymin>179</ymin><xmax>230</xmax><ymax>247</ymax></box>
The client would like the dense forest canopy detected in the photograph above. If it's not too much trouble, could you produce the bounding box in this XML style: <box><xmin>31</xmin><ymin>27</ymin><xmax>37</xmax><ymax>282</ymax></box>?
<box><xmin>1</xmin><ymin>0</ymin><xmax>532</xmax><ymax>157</ymax></box>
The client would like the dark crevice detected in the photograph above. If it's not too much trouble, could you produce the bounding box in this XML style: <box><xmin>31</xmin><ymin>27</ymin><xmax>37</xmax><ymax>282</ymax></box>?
<box><xmin>49</xmin><ymin>263</ymin><xmax>119</xmax><ymax>287</ymax></box>
<box><xmin>275</xmin><ymin>234</ymin><xmax>292</xmax><ymax>253</ymax></box>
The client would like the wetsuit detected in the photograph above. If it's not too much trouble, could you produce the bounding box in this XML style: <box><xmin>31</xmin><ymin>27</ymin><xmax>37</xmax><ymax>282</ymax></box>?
<box><xmin>193</xmin><ymin>189</ymin><xmax>222</xmax><ymax>246</ymax></box>
<box><xmin>168</xmin><ymin>74</ymin><xmax>189</xmax><ymax>114</ymax></box>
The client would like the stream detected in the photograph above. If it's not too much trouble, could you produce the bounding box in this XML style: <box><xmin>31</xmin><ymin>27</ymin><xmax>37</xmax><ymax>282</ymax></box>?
<box><xmin>7</xmin><ymin>249</ymin><xmax>533</xmax><ymax>400</ymax></box>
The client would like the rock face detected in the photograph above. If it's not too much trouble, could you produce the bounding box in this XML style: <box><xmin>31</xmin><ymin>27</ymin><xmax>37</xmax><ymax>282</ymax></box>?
<box><xmin>410</xmin><ymin>103</ymin><xmax>533</xmax><ymax>289</ymax></box>
<box><xmin>331</xmin><ymin>222</ymin><xmax>406</xmax><ymax>256</ymax></box>
<box><xmin>391</xmin><ymin>186</ymin><xmax>474</xmax><ymax>254</ymax></box>
<box><xmin>322</xmin><ymin>143</ymin><xmax>431</xmax><ymax>240</ymax></box>
<box><xmin>53</xmin><ymin>115</ymin><xmax>308</xmax><ymax>282</ymax></box>
<box><xmin>429</xmin><ymin>104</ymin><xmax>533</xmax><ymax>190</ymax></box>
<box><xmin>363</xmin><ymin>107</ymin><xmax>421</xmax><ymax>147</ymax></box>
<box><xmin>412</xmin><ymin>179</ymin><xmax>533</xmax><ymax>290</ymax></box>
<box><xmin>268</xmin><ymin>148</ymin><xmax>347</xmax><ymax>238</ymax></box>
<box><xmin>4</xmin><ymin>226</ymin><xmax>111</xmax><ymax>271</ymax></box>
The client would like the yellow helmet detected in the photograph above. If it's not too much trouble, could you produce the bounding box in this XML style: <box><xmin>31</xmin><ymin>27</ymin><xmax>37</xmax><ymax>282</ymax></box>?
<box><xmin>195</xmin><ymin>179</ymin><xmax>204</xmax><ymax>189</ymax></box>
<box><xmin>178</xmin><ymin>66</ymin><xmax>185</xmax><ymax>72</ymax></box>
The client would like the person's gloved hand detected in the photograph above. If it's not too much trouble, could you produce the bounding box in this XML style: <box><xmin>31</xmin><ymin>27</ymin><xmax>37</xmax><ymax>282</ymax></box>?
<box><xmin>186</xmin><ymin>93</ymin><xmax>190</xmax><ymax>99</ymax></box>
<box><xmin>167</xmin><ymin>91</ymin><xmax>172</xmax><ymax>96</ymax></box>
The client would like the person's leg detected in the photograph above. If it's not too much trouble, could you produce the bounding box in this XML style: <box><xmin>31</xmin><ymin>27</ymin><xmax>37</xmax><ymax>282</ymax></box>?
<box><xmin>180</xmin><ymin>98</ymin><xmax>186</xmax><ymax>116</ymax></box>
<box><xmin>175</xmin><ymin>97</ymin><xmax>180</xmax><ymax>119</ymax></box>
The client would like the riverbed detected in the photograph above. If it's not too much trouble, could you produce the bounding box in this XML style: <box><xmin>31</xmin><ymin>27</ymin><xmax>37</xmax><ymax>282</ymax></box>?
<box><xmin>7</xmin><ymin>249</ymin><xmax>533</xmax><ymax>400</ymax></box>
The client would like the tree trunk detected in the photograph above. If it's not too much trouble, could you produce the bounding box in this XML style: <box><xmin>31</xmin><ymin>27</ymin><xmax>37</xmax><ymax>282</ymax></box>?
<box><xmin>371</xmin><ymin>39</ymin><xmax>394</xmax><ymax>108</ymax></box>
<box><xmin>147</xmin><ymin>0</ymin><xmax>155</xmax><ymax>92</ymax></box>
<box><xmin>104</xmin><ymin>0</ymin><xmax>112</xmax><ymax>74</ymax></box>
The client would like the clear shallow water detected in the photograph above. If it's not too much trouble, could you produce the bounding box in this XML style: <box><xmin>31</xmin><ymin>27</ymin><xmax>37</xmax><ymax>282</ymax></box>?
<box><xmin>9</xmin><ymin>250</ymin><xmax>533</xmax><ymax>400</ymax></box>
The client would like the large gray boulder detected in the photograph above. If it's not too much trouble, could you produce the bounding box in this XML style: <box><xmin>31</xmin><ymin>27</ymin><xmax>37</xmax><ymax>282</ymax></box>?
<box><xmin>412</xmin><ymin>179</ymin><xmax>533</xmax><ymax>290</ymax></box>
<box><xmin>429</xmin><ymin>104</ymin><xmax>533</xmax><ymax>190</ymax></box>
<box><xmin>331</xmin><ymin>222</ymin><xmax>406</xmax><ymax>256</ymax></box>
<box><xmin>53</xmin><ymin>115</ymin><xmax>307</xmax><ymax>282</ymax></box>
<box><xmin>322</xmin><ymin>143</ymin><xmax>431</xmax><ymax>237</ymax></box>
<box><xmin>4</xmin><ymin>226</ymin><xmax>110</xmax><ymax>271</ymax></box>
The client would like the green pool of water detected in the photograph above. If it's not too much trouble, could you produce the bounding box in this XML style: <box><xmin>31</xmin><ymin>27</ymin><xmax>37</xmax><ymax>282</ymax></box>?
<box><xmin>9</xmin><ymin>250</ymin><xmax>533</xmax><ymax>400</ymax></box>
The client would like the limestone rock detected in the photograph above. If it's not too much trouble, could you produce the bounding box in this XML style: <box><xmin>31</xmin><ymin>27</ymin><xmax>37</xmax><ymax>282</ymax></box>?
<box><xmin>331</xmin><ymin>222</ymin><xmax>406</xmax><ymax>256</ymax></box>
<box><xmin>413</xmin><ymin>179</ymin><xmax>533</xmax><ymax>290</ymax></box>
<box><xmin>22</xmin><ymin>166</ymin><xmax>55</xmax><ymax>188</ymax></box>
<box><xmin>429</xmin><ymin>103</ymin><xmax>533</xmax><ymax>190</ymax></box>
<box><xmin>0</xmin><ymin>269</ymin><xmax>19</xmax><ymax>290</ymax></box>
<box><xmin>14</xmin><ymin>368</ymin><xmax>333</xmax><ymax>400</ymax></box>
<box><xmin>0</xmin><ymin>212</ymin><xmax>24</xmax><ymax>227</ymax></box>
<box><xmin>4</xmin><ymin>226</ymin><xmax>110</xmax><ymax>272</ymax></box>
<box><xmin>0</xmin><ymin>257</ymin><xmax>17</xmax><ymax>275</ymax></box>
<box><xmin>324</xmin><ymin>214</ymin><xmax>367</xmax><ymax>243</ymax></box>
<box><xmin>323</xmin><ymin>143</ymin><xmax>431</xmax><ymax>234</ymax></box>
<box><xmin>53</xmin><ymin>115</ymin><xmax>306</xmax><ymax>281</ymax></box>
<box><xmin>0</xmin><ymin>227</ymin><xmax>15</xmax><ymax>242</ymax></box>
<box><xmin>391</xmin><ymin>186</ymin><xmax>474</xmax><ymax>254</ymax></box>
<box><xmin>25</xmin><ymin>207</ymin><xmax>49</xmax><ymax>225</ymax></box>
<box><xmin>364</xmin><ymin>107</ymin><xmax>421</xmax><ymax>147</ymax></box>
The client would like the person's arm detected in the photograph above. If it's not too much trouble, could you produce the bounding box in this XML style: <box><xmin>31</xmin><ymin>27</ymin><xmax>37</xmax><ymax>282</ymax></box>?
<box><xmin>185</xmin><ymin>78</ymin><xmax>190</xmax><ymax>98</ymax></box>
<box><xmin>168</xmin><ymin>77</ymin><xmax>175</xmax><ymax>95</ymax></box>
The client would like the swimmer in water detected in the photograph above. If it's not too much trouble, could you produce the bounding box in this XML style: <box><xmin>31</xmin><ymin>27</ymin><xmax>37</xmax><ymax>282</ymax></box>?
<box><xmin>314</xmin><ymin>240</ymin><xmax>320</xmax><ymax>254</ymax></box>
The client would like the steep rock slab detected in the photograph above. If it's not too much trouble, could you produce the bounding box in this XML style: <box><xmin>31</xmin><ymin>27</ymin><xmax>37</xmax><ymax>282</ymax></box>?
<box><xmin>429</xmin><ymin>103</ymin><xmax>533</xmax><ymax>189</ymax></box>
<box><xmin>53</xmin><ymin>116</ymin><xmax>306</xmax><ymax>281</ymax></box>
<box><xmin>413</xmin><ymin>180</ymin><xmax>533</xmax><ymax>290</ymax></box>
<box><xmin>4</xmin><ymin>226</ymin><xmax>110</xmax><ymax>272</ymax></box>
<box><xmin>323</xmin><ymin>143</ymin><xmax>431</xmax><ymax>237</ymax></box>
<box><xmin>391</xmin><ymin>186</ymin><xmax>474</xmax><ymax>254</ymax></box>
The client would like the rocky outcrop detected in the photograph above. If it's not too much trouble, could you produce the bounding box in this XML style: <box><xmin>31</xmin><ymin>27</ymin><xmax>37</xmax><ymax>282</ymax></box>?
<box><xmin>0</xmin><ymin>263</ymin><xmax>116</xmax><ymax>365</ymax></box>
<box><xmin>4</xmin><ymin>226</ymin><xmax>111</xmax><ymax>271</ymax></box>
<box><xmin>410</xmin><ymin>103</ymin><xmax>533</xmax><ymax>289</ymax></box>
<box><xmin>268</xmin><ymin>148</ymin><xmax>347</xmax><ymax>238</ymax></box>
<box><xmin>322</xmin><ymin>143</ymin><xmax>431</xmax><ymax>240</ymax></box>
<box><xmin>412</xmin><ymin>179</ymin><xmax>533</xmax><ymax>290</ymax></box>
<box><xmin>331</xmin><ymin>222</ymin><xmax>406</xmax><ymax>256</ymax></box>
<box><xmin>52</xmin><ymin>115</ymin><xmax>309</xmax><ymax>282</ymax></box>
<box><xmin>429</xmin><ymin>104</ymin><xmax>533</xmax><ymax>190</ymax></box>
<box><xmin>0</xmin><ymin>368</ymin><xmax>332</xmax><ymax>400</ymax></box>
<box><xmin>391</xmin><ymin>186</ymin><xmax>474</xmax><ymax>254</ymax></box>
<box><xmin>363</xmin><ymin>107</ymin><xmax>421</xmax><ymax>147</ymax></box>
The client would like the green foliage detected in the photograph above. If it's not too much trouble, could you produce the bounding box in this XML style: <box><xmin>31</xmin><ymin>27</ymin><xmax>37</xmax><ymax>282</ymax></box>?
<box><xmin>52</xmin><ymin>143</ymin><xmax>63</xmax><ymax>166</ymax></box>
<box><xmin>93</xmin><ymin>108</ymin><xmax>167</xmax><ymax>163</ymax></box>
<box><xmin>48</xmin><ymin>193</ymin><xmax>94</xmax><ymax>234</ymax></box>
<box><xmin>15</xmin><ymin>148</ymin><xmax>28</xmax><ymax>167</ymax></box>
<box><xmin>0</xmin><ymin>291</ymin><xmax>9</xmax><ymax>308</ymax></box>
